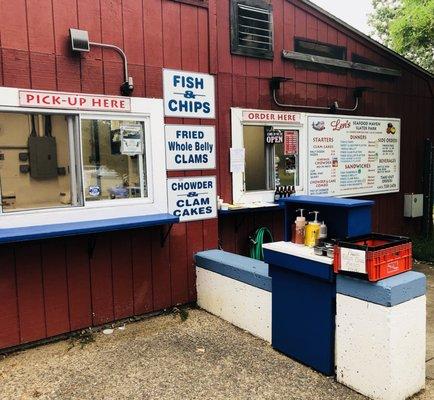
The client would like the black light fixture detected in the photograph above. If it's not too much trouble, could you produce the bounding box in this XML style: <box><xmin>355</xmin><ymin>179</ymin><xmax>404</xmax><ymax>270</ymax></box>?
<box><xmin>69</xmin><ymin>28</ymin><xmax>134</xmax><ymax>96</ymax></box>
<box><xmin>270</xmin><ymin>77</ymin><xmax>291</xmax><ymax>92</ymax></box>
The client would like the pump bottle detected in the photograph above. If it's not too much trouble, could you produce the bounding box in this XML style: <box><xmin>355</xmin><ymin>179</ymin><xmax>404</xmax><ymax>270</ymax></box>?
<box><xmin>304</xmin><ymin>211</ymin><xmax>321</xmax><ymax>247</ymax></box>
<box><xmin>293</xmin><ymin>208</ymin><xmax>306</xmax><ymax>245</ymax></box>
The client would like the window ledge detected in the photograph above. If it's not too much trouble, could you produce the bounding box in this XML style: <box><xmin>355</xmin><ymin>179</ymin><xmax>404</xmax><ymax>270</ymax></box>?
<box><xmin>0</xmin><ymin>213</ymin><xmax>179</xmax><ymax>244</ymax></box>
<box><xmin>218</xmin><ymin>203</ymin><xmax>280</xmax><ymax>215</ymax></box>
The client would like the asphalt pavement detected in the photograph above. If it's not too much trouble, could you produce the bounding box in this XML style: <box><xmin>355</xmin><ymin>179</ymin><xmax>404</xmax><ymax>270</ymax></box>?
<box><xmin>0</xmin><ymin>263</ymin><xmax>432</xmax><ymax>400</ymax></box>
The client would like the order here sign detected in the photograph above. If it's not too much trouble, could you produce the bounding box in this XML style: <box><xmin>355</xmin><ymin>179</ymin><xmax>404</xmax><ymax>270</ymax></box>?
<box><xmin>167</xmin><ymin>176</ymin><xmax>217</xmax><ymax>222</ymax></box>
<box><xmin>165</xmin><ymin>125</ymin><xmax>215</xmax><ymax>170</ymax></box>
<box><xmin>163</xmin><ymin>69</ymin><xmax>215</xmax><ymax>119</ymax></box>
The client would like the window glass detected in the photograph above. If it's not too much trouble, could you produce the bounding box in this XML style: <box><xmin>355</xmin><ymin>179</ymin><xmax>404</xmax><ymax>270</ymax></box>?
<box><xmin>81</xmin><ymin>119</ymin><xmax>147</xmax><ymax>202</ymax></box>
<box><xmin>243</xmin><ymin>125</ymin><xmax>299</xmax><ymax>192</ymax></box>
<box><xmin>0</xmin><ymin>112</ymin><xmax>73</xmax><ymax>212</ymax></box>
<box><xmin>243</xmin><ymin>125</ymin><xmax>268</xmax><ymax>191</ymax></box>
<box><xmin>274</xmin><ymin>131</ymin><xmax>299</xmax><ymax>187</ymax></box>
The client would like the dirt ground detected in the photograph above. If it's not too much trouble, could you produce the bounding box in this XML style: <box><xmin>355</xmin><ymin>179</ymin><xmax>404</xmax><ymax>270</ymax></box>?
<box><xmin>0</xmin><ymin>263</ymin><xmax>432</xmax><ymax>400</ymax></box>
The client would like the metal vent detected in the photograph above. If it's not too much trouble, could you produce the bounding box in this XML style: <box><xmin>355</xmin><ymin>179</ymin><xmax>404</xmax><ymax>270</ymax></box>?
<box><xmin>231</xmin><ymin>0</ymin><xmax>273</xmax><ymax>59</ymax></box>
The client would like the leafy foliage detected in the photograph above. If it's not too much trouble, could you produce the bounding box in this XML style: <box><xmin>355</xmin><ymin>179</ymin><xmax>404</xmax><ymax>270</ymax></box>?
<box><xmin>369</xmin><ymin>0</ymin><xmax>434</xmax><ymax>73</ymax></box>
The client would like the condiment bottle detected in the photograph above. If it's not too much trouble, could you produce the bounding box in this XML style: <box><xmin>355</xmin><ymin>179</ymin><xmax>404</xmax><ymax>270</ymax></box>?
<box><xmin>294</xmin><ymin>208</ymin><xmax>306</xmax><ymax>244</ymax></box>
<box><xmin>304</xmin><ymin>211</ymin><xmax>321</xmax><ymax>247</ymax></box>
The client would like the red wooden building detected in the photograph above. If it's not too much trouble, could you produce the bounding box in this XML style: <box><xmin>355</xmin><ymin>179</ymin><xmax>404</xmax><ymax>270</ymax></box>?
<box><xmin>0</xmin><ymin>0</ymin><xmax>432</xmax><ymax>351</ymax></box>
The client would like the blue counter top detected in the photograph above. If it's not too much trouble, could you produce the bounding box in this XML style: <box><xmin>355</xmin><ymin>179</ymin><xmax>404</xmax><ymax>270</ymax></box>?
<box><xmin>0</xmin><ymin>213</ymin><xmax>179</xmax><ymax>244</ymax></box>
<box><xmin>279</xmin><ymin>195</ymin><xmax>374</xmax><ymax>208</ymax></box>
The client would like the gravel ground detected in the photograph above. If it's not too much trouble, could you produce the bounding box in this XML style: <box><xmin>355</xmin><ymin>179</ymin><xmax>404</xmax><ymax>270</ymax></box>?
<box><xmin>0</xmin><ymin>263</ymin><xmax>432</xmax><ymax>400</ymax></box>
<box><xmin>0</xmin><ymin>308</ymin><xmax>364</xmax><ymax>400</ymax></box>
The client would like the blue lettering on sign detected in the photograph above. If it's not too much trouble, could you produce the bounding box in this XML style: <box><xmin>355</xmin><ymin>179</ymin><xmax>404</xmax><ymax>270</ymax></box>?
<box><xmin>173</xmin><ymin>75</ymin><xmax>204</xmax><ymax>90</ymax></box>
<box><xmin>171</xmin><ymin>180</ymin><xmax>213</xmax><ymax>191</ymax></box>
<box><xmin>173</xmin><ymin>205</ymin><xmax>213</xmax><ymax>217</ymax></box>
<box><xmin>175</xmin><ymin>154</ymin><xmax>209</xmax><ymax>164</ymax></box>
<box><xmin>168</xmin><ymin>99</ymin><xmax>210</xmax><ymax>114</ymax></box>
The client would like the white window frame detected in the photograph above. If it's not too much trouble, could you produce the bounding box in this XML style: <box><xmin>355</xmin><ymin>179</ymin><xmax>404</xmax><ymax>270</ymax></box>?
<box><xmin>231</xmin><ymin>107</ymin><xmax>307</xmax><ymax>204</ymax></box>
<box><xmin>0</xmin><ymin>87</ymin><xmax>167</xmax><ymax>228</ymax></box>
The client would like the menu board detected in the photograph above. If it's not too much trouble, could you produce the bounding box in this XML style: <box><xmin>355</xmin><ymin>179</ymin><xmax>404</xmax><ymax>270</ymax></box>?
<box><xmin>307</xmin><ymin>115</ymin><xmax>400</xmax><ymax>196</ymax></box>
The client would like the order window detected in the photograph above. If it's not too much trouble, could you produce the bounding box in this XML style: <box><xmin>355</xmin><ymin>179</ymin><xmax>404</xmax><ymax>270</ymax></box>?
<box><xmin>0</xmin><ymin>111</ymin><xmax>150</xmax><ymax>213</ymax></box>
<box><xmin>243</xmin><ymin>125</ymin><xmax>299</xmax><ymax>192</ymax></box>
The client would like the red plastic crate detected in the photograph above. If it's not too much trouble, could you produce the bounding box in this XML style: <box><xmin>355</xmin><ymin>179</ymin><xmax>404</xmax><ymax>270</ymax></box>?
<box><xmin>333</xmin><ymin>234</ymin><xmax>412</xmax><ymax>282</ymax></box>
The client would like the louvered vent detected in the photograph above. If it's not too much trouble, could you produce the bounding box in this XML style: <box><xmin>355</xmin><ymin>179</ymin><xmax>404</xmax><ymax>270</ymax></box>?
<box><xmin>231</xmin><ymin>0</ymin><xmax>273</xmax><ymax>59</ymax></box>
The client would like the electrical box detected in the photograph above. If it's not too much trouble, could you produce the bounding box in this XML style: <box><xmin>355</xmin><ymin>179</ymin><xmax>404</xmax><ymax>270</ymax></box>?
<box><xmin>404</xmin><ymin>193</ymin><xmax>423</xmax><ymax>218</ymax></box>
<box><xmin>28</xmin><ymin>136</ymin><xmax>58</xmax><ymax>179</ymax></box>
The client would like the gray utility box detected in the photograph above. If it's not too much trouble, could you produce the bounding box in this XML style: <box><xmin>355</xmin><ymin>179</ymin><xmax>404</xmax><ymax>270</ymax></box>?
<box><xmin>404</xmin><ymin>193</ymin><xmax>423</xmax><ymax>218</ymax></box>
<box><xmin>28</xmin><ymin>136</ymin><xmax>58</xmax><ymax>179</ymax></box>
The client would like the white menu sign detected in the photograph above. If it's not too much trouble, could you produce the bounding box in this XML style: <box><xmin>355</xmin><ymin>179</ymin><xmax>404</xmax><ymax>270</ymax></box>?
<box><xmin>165</xmin><ymin>125</ymin><xmax>216</xmax><ymax>170</ymax></box>
<box><xmin>307</xmin><ymin>115</ymin><xmax>400</xmax><ymax>196</ymax></box>
<box><xmin>167</xmin><ymin>176</ymin><xmax>217</xmax><ymax>222</ymax></box>
<box><xmin>163</xmin><ymin>69</ymin><xmax>215</xmax><ymax>119</ymax></box>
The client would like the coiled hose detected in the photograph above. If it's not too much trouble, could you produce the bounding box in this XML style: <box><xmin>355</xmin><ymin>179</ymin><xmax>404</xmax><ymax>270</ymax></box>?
<box><xmin>249</xmin><ymin>227</ymin><xmax>274</xmax><ymax>261</ymax></box>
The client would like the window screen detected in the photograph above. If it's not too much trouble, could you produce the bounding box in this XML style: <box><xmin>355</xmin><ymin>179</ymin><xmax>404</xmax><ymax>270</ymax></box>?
<box><xmin>81</xmin><ymin>119</ymin><xmax>147</xmax><ymax>202</ymax></box>
<box><xmin>0</xmin><ymin>112</ymin><xmax>74</xmax><ymax>213</ymax></box>
<box><xmin>231</xmin><ymin>0</ymin><xmax>274</xmax><ymax>60</ymax></box>
<box><xmin>294</xmin><ymin>38</ymin><xmax>346</xmax><ymax>60</ymax></box>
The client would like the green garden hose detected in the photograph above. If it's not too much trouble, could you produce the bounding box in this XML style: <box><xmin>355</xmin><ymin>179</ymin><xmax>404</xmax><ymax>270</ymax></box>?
<box><xmin>249</xmin><ymin>227</ymin><xmax>274</xmax><ymax>261</ymax></box>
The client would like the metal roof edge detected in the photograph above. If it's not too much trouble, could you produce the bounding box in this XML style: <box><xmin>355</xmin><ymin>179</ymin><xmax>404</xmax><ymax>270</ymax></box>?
<box><xmin>297</xmin><ymin>0</ymin><xmax>434</xmax><ymax>80</ymax></box>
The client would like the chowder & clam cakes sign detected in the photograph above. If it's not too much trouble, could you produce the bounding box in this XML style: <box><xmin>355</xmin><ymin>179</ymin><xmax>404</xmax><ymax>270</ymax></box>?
<box><xmin>167</xmin><ymin>176</ymin><xmax>217</xmax><ymax>222</ymax></box>
<box><xmin>163</xmin><ymin>69</ymin><xmax>215</xmax><ymax>119</ymax></box>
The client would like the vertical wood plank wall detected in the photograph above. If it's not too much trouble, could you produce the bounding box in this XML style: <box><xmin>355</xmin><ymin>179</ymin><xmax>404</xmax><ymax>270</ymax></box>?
<box><xmin>0</xmin><ymin>0</ymin><xmax>217</xmax><ymax>351</ymax></box>
<box><xmin>0</xmin><ymin>0</ymin><xmax>432</xmax><ymax>350</ymax></box>
<box><xmin>213</xmin><ymin>0</ymin><xmax>433</xmax><ymax>244</ymax></box>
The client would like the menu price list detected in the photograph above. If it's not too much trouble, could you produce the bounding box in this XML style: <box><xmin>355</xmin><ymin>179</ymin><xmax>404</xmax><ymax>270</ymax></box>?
<box><xmin>307</xmin><ymin>116</ymin><xmax>400</xmax><ymax>196</ymax></box>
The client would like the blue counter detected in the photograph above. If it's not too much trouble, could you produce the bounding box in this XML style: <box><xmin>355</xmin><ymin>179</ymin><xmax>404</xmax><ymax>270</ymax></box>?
<box><xmin>0</xmin><ymin>213</ymin><xmax>179</xmax><ymax>244</ymax></box>
<box><xmin>263</xmin><ymin>241</ymin><xmax>336</xmax><ymax>376</ymax></box>
<box><xmin>279</xmin><ymin>195</ymin><xmax>374</xmax><ymax>240</ymax></box>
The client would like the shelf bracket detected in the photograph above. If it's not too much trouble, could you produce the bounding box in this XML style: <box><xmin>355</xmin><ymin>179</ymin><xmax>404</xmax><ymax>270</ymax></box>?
<box><xmin>160</xmin><ymin>223</ymin><xmax>175</xmax><ymax>247</ymax></box>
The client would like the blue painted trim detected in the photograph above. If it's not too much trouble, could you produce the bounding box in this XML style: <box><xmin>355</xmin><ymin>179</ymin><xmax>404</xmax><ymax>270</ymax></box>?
<box><xmin>264</xmin><ymin>248</ymin><xmax>334</xmax><ymax>282</ymax></box>
<box><xmin>195</xmin><ymin>249</ymin><xmax>271</xmax><ymax>292</ymax></box>
<box><xmin>337</xmin><ymin>271</ymin><xmax>426</xmax><ymax>307</ymax></box>
<box><xmin>0</xmin><ymin>214</ymin><xmax>179</xmax><ymax>244</ymax></box>
<box><xmin>279</xmin><ymin>195</ymin><xmax>374</xmax><ymax>208</ymax></box>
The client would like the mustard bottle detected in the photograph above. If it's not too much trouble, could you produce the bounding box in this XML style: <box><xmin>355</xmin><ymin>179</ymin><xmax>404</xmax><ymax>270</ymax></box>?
<box><xmin>304</xmin><ymin>211</ymin><xmax>320</xmax><ymax>247</ymax></box>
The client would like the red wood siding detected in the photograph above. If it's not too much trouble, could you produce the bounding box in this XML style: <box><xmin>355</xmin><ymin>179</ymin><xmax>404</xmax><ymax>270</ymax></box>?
<box><xmin>212</xmin><ymin>0</ymin><xmax>433</xmax><ymax>240</ymax></box>
<box><xmin>0</xmin><ymin>0</ymin><xmax>432</xmax><ymax>350</ymax></box>
<box><xmin>0</xmin><ymin>0</ymin><xmax>217</xmax><ymax>351</ymax></box>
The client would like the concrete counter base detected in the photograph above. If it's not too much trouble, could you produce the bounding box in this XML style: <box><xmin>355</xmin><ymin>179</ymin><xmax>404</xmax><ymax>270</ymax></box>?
<box><xmin>336</xmin><ymin>272</ymin><xmax>426</xmax><ymax>400</ymax></box>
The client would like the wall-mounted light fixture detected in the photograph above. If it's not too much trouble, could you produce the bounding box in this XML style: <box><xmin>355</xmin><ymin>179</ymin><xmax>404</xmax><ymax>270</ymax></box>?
<box><xmin>69</xmin><ymin>28</ymin><xmax>134</xmax><ymax>96</ymax></box>
<box><xmin>271</xmin><ymin>76</ymin><xmax>371</xmax><ymax>113</ymax></box>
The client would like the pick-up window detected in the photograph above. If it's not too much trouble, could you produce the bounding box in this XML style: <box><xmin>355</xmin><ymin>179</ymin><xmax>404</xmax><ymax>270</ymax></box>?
<box><xmin>0</xmin><ymin>111</ymin><xmax>73</xmax><ymax>212</ymax></box>
<box><xmin>81</xmin><ymin>118</ymin><xmax>147</xmax><ymax>202</ymax></box>
<box><xmin>0</xmin><ymin>112</ymin><xmax>150</xmax><ymax>214</ymax></box>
